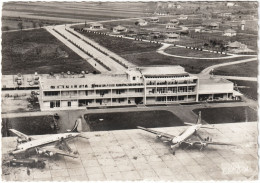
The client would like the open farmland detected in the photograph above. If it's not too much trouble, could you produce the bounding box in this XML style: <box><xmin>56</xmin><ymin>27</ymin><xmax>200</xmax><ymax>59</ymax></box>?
<box><xmin>165</xmin><ymin>46</ymin><xmax>228</xmax><ymax>58</ymax></box>
<box><xmin>2</xmin><ymin>29</ymin><xmax>98</xmax><ymax>75</ymax></box>
<box><xmin>2</xmin><ymin>1</ymin><xmax>152</xmax><ymax>27</ymax></box>
<box><xmin>213</xmin><ymin>61</ymin><xmax>258</xmax><ymax>77</ymax></box>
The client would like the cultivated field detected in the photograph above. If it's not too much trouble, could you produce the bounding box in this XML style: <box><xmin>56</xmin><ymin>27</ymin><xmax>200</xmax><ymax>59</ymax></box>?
<box><xmin>2</xmin><ymin>29</ymin><xmax>98</xmax><ymax>75</ymax></box>
<box><xmin>2</xmin><ymin>1</ymin><xmax>152</xmax><ymax>27</ymax></box>
<box><xmin>85</xmin><ymin>110</ymin><xmax>183</xmax><ymax>131</ymax></box>
<box><xmin>213</xmin><ymin>61</ymin><xmax>258</xmax><ymax>77</ymax></box>
<box><xmin>193</xmin><ymin>106</ymin><xmax>257</xmax><ymax>124</ymax></box>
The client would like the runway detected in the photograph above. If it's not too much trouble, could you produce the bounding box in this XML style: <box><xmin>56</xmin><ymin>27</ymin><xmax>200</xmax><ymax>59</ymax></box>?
<box><xmin>2</xmin><ymin>122</ymin><xmax>258</xmax><ymax>181</ymax></box>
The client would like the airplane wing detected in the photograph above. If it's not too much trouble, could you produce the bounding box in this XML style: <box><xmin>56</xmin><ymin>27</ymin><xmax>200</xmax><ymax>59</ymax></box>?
<box><xmin>41</xmin><ymin>146</ymin><xmax>78</xmax><ymax>158</ymax></box>
<box><xmin>183</xmin><ymin>140</ymin><xmax>235</xmax><ymax>146</ymax></box>
<box><xmin>9</xmin><ymin>129</ymin><xmax>35</xmax><ymax>140</ymax></box>
<box><xmin>137</xmin><ymin>126</ymin><xmax>175</xmax><ymax>139</ymax></box>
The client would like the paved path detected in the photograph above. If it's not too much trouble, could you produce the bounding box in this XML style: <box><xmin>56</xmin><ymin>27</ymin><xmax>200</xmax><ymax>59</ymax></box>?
<box><xmin>199</xmin><ymin>57</ymin><xmax>258</xmax><ymax>77</ymax></box>
<box><xmin>45</xmin><ymin>26</ymin><xmax>108</xmax><ymax>73</ymax></box>
<box><xmin>52</xmin><ymin>25</ymin><xmax>127</xmax><ymax>73</ymax></box>
<box><xmin>213</xmin><ymin>75</ymin><xmax>257</xmax><ymax>82</ymax></box>
<box><xmin>66</xmin><ymin>27</ymin><xmax>135</xmax><ymax>68</ymax></box>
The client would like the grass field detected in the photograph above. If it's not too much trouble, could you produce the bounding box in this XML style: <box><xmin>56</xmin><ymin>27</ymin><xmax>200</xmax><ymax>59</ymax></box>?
<box><xmin>214</xmin><ymin>61</ymin><xmax>258</xmax><ymax>77</ymax></box>
<box><xmin>228</xmin><ymin>80</ymin><xmax>258</xmax><ymax>100</ymax></box>
<box><xmin>193</xmin><ymin>106</ymin><xmax>257</xmax><ymax>124</ymax></box>
<box><xmin>122</xmin><ymin>52</ymin><xmax>250</xmax><ymax>74</ymax></box>
<box><xmin>75</xmin><ymin>31</ymin><xmax>251</xmax><ymax>73</ymax></box>
<box><xmin>2</xmin><ymin>28</ymin><xmax>98</xmax><ymax>75</ymax></box>
<box><xmin>2</xmin><ymin>116</ymin><xmax>56</xmax><ymax>137</ymax></box>
<box><xmin>79</xmin><ymin>31</ymin><xmax>162</xmax><ymax>55</ymax></box>
<box><xmin>165</xmin><ymin>46</ymin><xmax>227</xmax><ymax>58</ymax></box>
<box><xmin>84</xmin><ymin>110</ymin><xmax>184</xmax><ymax>131</ymax></box>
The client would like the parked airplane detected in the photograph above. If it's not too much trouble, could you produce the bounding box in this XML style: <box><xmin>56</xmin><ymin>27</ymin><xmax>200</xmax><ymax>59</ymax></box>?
<box><xmin>137</xmin><ymin>111</ymin><xmax>233</xmax><ymax>154</ymax></box>
<box><xmin>9</xmin><ymin>118</ymin><xmax>85</xmax><ymax>159</ymax></box>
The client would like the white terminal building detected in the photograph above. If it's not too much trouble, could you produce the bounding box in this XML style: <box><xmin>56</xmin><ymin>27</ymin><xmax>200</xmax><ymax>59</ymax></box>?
<box><xmin>39</xmin><ymin>66</ymin><xmax>241</xmax><ymax>111</ymax></box>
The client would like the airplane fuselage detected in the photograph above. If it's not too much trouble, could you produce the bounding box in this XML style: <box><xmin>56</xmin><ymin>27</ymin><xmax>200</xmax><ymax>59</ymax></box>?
<box><xmin>13</xmin><ymin>133</ymin><xmax>79</xmax><ymax>155</ymax></box>
<box><xmin>171</xmin><ymin>124</ymin><xmax>202</xmax><ymax>144</ymax></box>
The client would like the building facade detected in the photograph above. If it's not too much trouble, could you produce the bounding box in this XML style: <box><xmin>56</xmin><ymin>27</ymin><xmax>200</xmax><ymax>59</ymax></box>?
<box><xmin>39</xmin><ymin>66</ymin><xmax>239</xmax><ymax>111</ymax></box>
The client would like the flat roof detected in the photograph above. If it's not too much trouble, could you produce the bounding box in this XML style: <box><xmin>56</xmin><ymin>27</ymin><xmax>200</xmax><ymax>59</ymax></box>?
<box><xmin>139</xmin><ymin>66</ymin><xmax>188</xmax><ymax>76</ymax></box>
<box><xmin>2</xmin><ymin>122</ymin><xmax>258</xmax><ymax>181</ymax></box>
<box><xmin>199</xmin><ymin>78</ymin><xmax>232</xmax><ymax>85</ymax></box>
<box><xmin>40</xmin><ymin>74</ymin><xmax>135</xmax><ymax>89</ymax></box>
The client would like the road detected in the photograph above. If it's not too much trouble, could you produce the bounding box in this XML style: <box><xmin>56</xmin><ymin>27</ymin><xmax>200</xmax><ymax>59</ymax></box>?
<box><xmin>213</xmin><ymin>75</ymin><xmax>257</xmax><ymax>82</ymax></box>
<box><xmin>199</xmin><ymin>57</ymin><xmax>258</xmax><ymax>77</ymax></box>
<box><xmin>45</xmin><ymin>26</ymin><xmax>109</xmax><ymax>73</ymax></box>
<box><xmin>50</xmin><ymin>25</ymin><xmax>128</xmax><ymax>73</ymax></box>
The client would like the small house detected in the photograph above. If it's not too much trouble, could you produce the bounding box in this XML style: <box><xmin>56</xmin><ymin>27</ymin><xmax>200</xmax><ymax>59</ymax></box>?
<box><xmin>166</xmin><ymin>23</ymin><xmax>177</xmax><ymax>29</ymax></box>
<box><xmin>208</xmin><ymin>22</ymin><xmax>219</xmax><ymax>30</ymax></box>
<box><xmin>164</xmin><ymin>33</ymin><xmax>180</xmax><ymax>42</ymax></box>
<box><xmin>90</xmin><ymin>23</ymin><xmax>103</xmax><ymax>30</ymax></box>
<box><xmin>195</xmin><ymin>26</ymin><xmax>205</xmax><ymax>33</ymax></box>
<box><xmin>170</xmin><ymin>19</ymin><xmax>179</xmax><ymax>24</ymax></box>
<box><xmin>223</xmin><ymin>29</ymin><xmax>237</xmax><ymax>37</ymax></box>
<box><xmin>137</xmin><ymin>19</ymin><xmax>148</xmax><ymax>26</ymax></box>
<box><xmin>226</xmin><ymin>41</ymin><xmax>247</xmax><ymax>50</ymax></box>
<box><xmin>113</xmin><ymin>25</ymin><xmax>127</xmax><ymax>33</ymax></box>
<box><xmin>178</xmin><ymin>15</ymin><xmax>188</xmax><ymax>20</ymax></box>
<box><xmin>150</xmin><ymin>17</ymin><xmax>159</xmax><ymax>23</ymax></box>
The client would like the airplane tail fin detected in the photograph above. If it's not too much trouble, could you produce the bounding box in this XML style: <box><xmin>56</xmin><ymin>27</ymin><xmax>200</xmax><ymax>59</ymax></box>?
<box><xmin>68</xmin><ymin>117</ymin><xmax>83</xmax><ymax>133</ymax></box>
<box><xmin>196</xmin><ymin>111</ymin><xmax>202</xmax><ymax>124</ymax></box>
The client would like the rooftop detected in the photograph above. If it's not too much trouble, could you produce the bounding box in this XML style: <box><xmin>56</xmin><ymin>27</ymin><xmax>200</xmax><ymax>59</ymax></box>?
<box><xmin>199</xmin><ymin>77</ymin><xmax>232</xmax><ymax>85</ymax></box>
<box><xmin>139</xmin><ymin>66</ymin><xmax>188</xmax><ymax>77</ymax></box>
<box><xmin>40</xmin><ymin>74</ymin><xmax>133</xmax><ymax>89</ymax></box>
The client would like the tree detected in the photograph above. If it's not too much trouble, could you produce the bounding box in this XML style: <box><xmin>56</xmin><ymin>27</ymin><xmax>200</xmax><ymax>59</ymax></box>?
<box><xmin>38</xmin><ymin>21</ymin><xmax>43</xmax><ymax>28</ymax></box>
<box><xmin>2</xmin><ymin>26</ymin><xmax>9</xmax><ymax>31</ymax></box>
<box><xmin>32</xmin><ymin>21</ymin><xmax>37</xmax><ymax>28</ymax></box>
<box><xmin>17</xmin><ymin>22</ymin><xmax>23</xmax><ymax>30</ymax></box>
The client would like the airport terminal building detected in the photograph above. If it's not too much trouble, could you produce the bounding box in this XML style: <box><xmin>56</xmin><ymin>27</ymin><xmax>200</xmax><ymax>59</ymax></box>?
<box><xmin>39</xmin><ymin>66</ymin><xmax>241</xmax><ymax>111</ymax></box>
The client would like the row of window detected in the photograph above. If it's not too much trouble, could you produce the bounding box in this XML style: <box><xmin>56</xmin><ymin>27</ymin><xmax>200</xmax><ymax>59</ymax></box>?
<box><xmin>145</xmin><ymin>75</ymin><xmax>189</xmax><ymax>79</ymax></box>
<box><xmin>49</xmin><ymin>82</ymin><xmax>144</xmax><ymax>89</ymax></box>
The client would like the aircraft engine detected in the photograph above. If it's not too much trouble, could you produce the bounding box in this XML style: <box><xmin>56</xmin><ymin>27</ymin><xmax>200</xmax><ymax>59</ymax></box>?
<box><xmin>156</xmin><ymin>135</ymin><xmax>162</xmax><ymax>139</ymax></box>
<box><xmin>200</xmin><ymin>142</ymin><xmax>208</xmax><ymax>150</ymax></box>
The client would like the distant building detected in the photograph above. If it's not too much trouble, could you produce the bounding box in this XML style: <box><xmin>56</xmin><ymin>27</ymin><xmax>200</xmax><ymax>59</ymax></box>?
<box><xmin>223</xmin><ymin>29</ymin><xmax>237</xmax><ymax>37</ymax></box>
<box><xmin>208</xmin><ymin>22</ymin><xmax>219</xmax><ymax>30</ymax></box>
<box><xmin>195</xmin><ymin>26</ymin><xmax>205</xmax><ymax>33</ymax></box>
<box><xmin>226</xmin><ymin>2</ymin><xmax>235</xmax><ymax>7</ymax></box>
<box><xmin>166</xmin><ymin>23</ymin><xmax>177</xmax><ymax>29</ymax></box>
<box><xmin>164</xmin><ymin>33</ymin><xmax>180</xmax><ymax>42</ymax></box>
<box><xmin>226</xmin><ymin>41</ymin><xmax>247</xmax><ymax>50</ymax></box>
<box><xmin>170</xmin><ymin>19</ymin><xmax>179</xmax><ymax>24</ymax></box>
<box><xmin>113</xmin><ymin>25</ymin><xmax>127</xmax><ymax>33</ymax></box>
<box><xmin>150</xmin><ymin>17</ymin><xmax>159</xmax><ymax>23</ymax></box>
<box><xmin>241</xmin><ymin>20</ymin><xmax>245</xmax><ymax>30</ymax></box>
<box><xmin>137</xmin><ymin>19</ymin><xmax>148</xmax><ymax>26</ymax></box>
<box><xmin>89</xmin><ymin>23</ymin><xmax>103</xmax><ymax>30</ymax></box>
<box><xmin>178</xmin><ymin>15</ymin><xmax>188</xmax><ymax>20</ymax></box>
<box><xmin>39</xmin><ymin>66</ymin><xmax>240</xmax><ymax>111</ymax></box>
